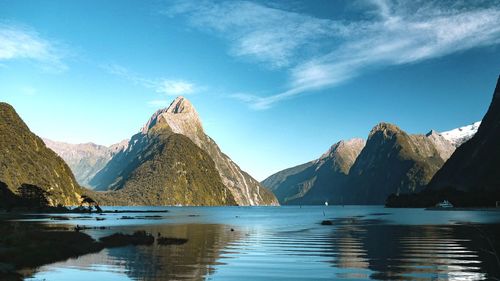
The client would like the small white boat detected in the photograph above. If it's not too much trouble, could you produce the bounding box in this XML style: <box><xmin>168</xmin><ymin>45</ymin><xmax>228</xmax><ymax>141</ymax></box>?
<box><xmin>324</xmin><ymin>201</ymin><xmax>328</xmax><ymax>206</ymax></box>
<box><xmin>435</xmin><ymin>200</ymin><xmax>453</xmax><ymax>208</ymax></box>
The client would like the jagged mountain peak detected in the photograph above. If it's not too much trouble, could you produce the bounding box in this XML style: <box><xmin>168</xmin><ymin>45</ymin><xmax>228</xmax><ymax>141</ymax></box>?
<box><xmin>368</xmin><ymin>122</ymin><xmax>403</xmax><ymax>138</ymax></box>
<box><xmin>141</xmin><ymin>96</ymin><xmax>203</xmax><ymax>138</ymax></box>
<box><xmin>90</xmin><ymin>96</ymin><xmax>277</xmax><ymax>206</ymax></box>
<box><xmin>318</xmin><ymin>138</ymin><xmax>365</xmax><ymax>162</ymax></box>
<box><xmin>166</xmin><ymin>96</ymin><xmax>195</xmax><ymax>114</ymax></box>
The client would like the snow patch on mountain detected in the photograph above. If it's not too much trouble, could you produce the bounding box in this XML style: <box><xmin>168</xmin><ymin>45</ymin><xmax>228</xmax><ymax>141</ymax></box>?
<box><xmin>440</xmin><ymin>121</ymin><xmax>481</xmax><ymax>147</ymax></box>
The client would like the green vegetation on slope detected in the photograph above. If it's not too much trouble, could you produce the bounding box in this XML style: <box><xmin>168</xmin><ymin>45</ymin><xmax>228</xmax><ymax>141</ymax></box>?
<box><xmin>0</xmin><ymin>103</ymin><xmax>81</xmax><ymax>206</ymax></box>
<box><xmin>344</xmin><ymin>123</ymin><xmax>447</xmax><ymax>204</ymax></box>
<box><xmin>88</xmin><ymin>131</ymin><xmax>236</xmax><ymax>206</ymax></box>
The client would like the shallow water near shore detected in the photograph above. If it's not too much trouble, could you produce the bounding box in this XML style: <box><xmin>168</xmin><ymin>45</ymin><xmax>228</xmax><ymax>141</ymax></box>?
<box><xmin>22</xmin><ymin>206</ymin><xmax>500</xmax><ymax>280</ymax></box>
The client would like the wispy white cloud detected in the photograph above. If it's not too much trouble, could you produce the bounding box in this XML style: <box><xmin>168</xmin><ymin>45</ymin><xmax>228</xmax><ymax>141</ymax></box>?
<box><xmin>103</xmin><ymin>63</ymin><xmax>196</xmax><ymax>96</ymax></box>
<box><xmin>0</xmin><ymin>23</ymin><xmax>68</xmax><ymax>72</ymax></box>
<box><xmin>166</xmin><ymin>0</ymin><xmax>500</xmax><ymax>109</ymax></box>
<box><xmin>164</xmin><ymin>0</ymin><xmax>344</xmax><ymax>69</ymax></box>
<box><xmin>157</xmin><ymin>80</ymin><xmax>194</xmax><ymax>95</ymax></box>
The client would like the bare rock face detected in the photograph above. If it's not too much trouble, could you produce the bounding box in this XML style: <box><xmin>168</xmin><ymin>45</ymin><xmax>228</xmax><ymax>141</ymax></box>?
<box><xmin>425</xmin><ymin>130</ymin><xmax>456</xmax><ymax>161</ymax></box>
<box><xmin>141</xmin><ymin>96</ymin><xmax>203</xmax><ymax>143</ymax></box>
<box><xmin>43</xmin><ymin>139</ymin><xmax>128</xmax><ymax>188</ymax></box>
<box><xmin>91</xmin><ymin>96</ymin><xmax>277</xmax><ymax>206</ymax></box>
<box><xmin>0</xmin><ymin>103</ymin><xmax>82</xmax><ymax>206</ymax></box>
<box><xmin>262</xmin><ymin>138</ymin><xmax>365</xmax><ymax>205</ymax></box>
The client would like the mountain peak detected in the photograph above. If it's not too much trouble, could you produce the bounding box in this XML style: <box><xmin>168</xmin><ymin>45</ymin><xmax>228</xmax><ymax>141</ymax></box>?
<box><xmin>0</xmin><ymin>102</ymin><xmax>15</xmax><ymax>111</ymax></box>
<box><xmin>166</xmin><ymin>96</ymin><xmax>194</xmax><ymax>114</ymax></box>
<box><xmin>368</xmin><ymin>122</ymin><xmax>402</xmax><ymax>139</ymax></box>
<box><xmin>141</xmin><ymin>96</ymin><xmax>201</xmax><ymax>134</ymax></box>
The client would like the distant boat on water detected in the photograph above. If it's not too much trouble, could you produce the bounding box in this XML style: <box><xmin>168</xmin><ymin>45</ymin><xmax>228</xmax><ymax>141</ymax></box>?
<box><xmin>435</xmin><ymin>200</ymin><xmax>453</xmax><ymax>208</ymax></box>
<box><xmin>324</xmin><ymin>201</ymin><xmax>328</xmax><ymax>206</ymax></box>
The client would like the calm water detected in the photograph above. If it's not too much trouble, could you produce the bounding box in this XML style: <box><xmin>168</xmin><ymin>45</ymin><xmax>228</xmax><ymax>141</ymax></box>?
<box><xmin>23</xmin><ymin>206</ymin><xmax>500</xmax><ymax>281</ymax></box>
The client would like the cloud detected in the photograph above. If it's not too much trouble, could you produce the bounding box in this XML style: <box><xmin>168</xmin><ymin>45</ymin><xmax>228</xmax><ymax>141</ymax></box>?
<box><xmin>0</xmin><ymin>23</ymin><xmax>68</xmax><ymax>72</ymax></box>
<box><xmin>156</xmin><ymin>80</ymin><xmax>194</xmax><ymax>95</ymax></box>
<box><xmin>165</xmin><ymin>0</ymin><xmax>500</xmax><ymax>109</ymax></box>
<box><xmin>163</xmin><ymin>0</ymin><xmax>344</xmax><ymax>69</ymax></box>
<box><xmin>103</xmin><ymin>63</ymin><xmax>196</xmax><ymax>96</ymax></box>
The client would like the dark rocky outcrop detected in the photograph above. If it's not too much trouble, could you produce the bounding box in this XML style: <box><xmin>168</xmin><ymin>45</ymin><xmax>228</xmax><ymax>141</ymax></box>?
<box><xmin>428</xmin><ymin>76</ymin><xmax>500</xmax><ymax>193</ymax></box>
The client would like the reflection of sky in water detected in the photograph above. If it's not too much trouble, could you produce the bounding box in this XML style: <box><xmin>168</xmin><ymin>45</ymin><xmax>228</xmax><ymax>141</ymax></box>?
<box><xmin>25</xmin><ymin>206</ymin><xmax>500</xmax><ymax>281</ymax></box>
<box><xmin>26</xmin><ymin>266</ymin><xmax>132</xmax><ymax>281</ymax></box>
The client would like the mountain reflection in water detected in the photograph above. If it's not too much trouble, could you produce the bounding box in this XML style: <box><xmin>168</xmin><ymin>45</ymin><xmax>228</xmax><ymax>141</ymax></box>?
<box><xmin>28</xmin><ymin>223</ymin><xmax>239</xmax><ymax>281</ymax></box>
<box><xmin>25</xmin><ymin>207</ymin><xmax>500</xmax><ymax>281</ymax></box>
<box><xmin>327</xmin><ymin>217</ymin><xmax>500</xmax><ymax>280</ymax></box>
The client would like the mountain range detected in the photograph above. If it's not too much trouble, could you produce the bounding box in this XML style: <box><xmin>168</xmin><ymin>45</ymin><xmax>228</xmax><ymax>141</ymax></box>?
<box><xmin>2</xmin><ymin>76</ymin><xmax>498</xmax><ymax>208</ymax></box>
<box><xmin>42</xmin><ymin>138</ymin><xmax>128</xmax><ymax>188</ymax></box>
<box><xmin>1</xmin><ymin>97</ymin><xmax>277</xmax><ymax>207</ymax></box>
<box><xmin>386</xmin><ymin>76</ymin><xmax>500</xmax><ymax>207</ymax></box>
<box><xmin>262</xmin><ymin>120</ymin><xmax>478</xmax><ymax>205</ymax></box>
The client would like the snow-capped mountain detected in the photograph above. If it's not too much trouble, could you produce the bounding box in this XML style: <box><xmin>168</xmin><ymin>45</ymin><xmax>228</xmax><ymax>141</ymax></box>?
<box><xmin>440</xmin><ymin>121</ymin><xmax>481</xmax><ymax>147</ymax></box>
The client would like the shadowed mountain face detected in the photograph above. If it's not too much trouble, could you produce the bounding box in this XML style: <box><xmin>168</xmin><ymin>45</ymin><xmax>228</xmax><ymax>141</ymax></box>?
<box><xmin>90</xmin><ymin>97</ymin><xmax>277</xmax><ymax>206</ymax></box>
<box><xmin>262</xmin><ymin>139</ymin><xmax>366</xmax><ymax>205</ymax></box>
<box><xmin>42</xmin><ymin>139</ymin><xmax>128</xmax><ymax>189</ymax></box>
<box><xmin>0</xmin><ymin>103</ymin><xmax>82</xmax><ymax>206</ymax></box>
<box><xmin>429</xmin><ymin>76</ymin><xmax>500</xmax><ymax>193</ymax></box>
<box><xmin>344</xmin><ymin>123</ymin><xmax>453</xmax><ymax>204</ymax></box>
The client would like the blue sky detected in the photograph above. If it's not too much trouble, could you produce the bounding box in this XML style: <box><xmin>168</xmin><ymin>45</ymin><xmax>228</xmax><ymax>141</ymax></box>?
<box><xmin>1</xmin><ymin>0</ymin><xmax>500</xmax><ymax>180</ymax></box>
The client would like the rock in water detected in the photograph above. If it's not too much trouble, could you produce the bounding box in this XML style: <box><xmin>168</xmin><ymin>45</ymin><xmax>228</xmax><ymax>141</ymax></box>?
<box><xmin>0</xmin><ymin>102</ymin><xmax>82</xmax><ymax>206</ymax></box>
